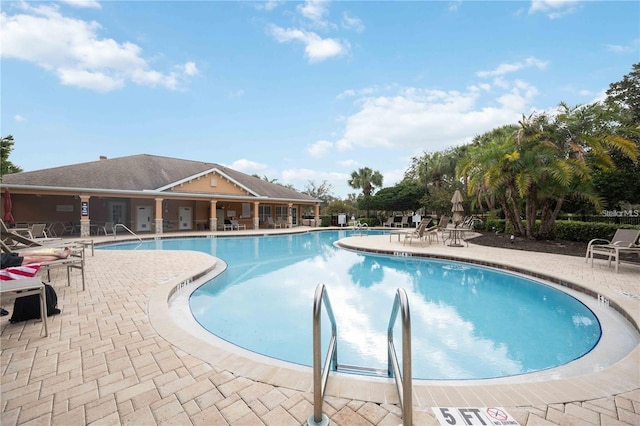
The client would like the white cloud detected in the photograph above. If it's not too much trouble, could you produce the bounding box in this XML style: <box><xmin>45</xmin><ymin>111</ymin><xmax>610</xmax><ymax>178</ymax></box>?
<box><xmin>254</xmin><ymin>1</ymin><xmax>282</xmax><ymax>12</ymax></box>
<box><xmin>297</xmin><ymin>0</ymin><xmax>329</xmax><ymax>25</ymax></box>
<box><xmin>227</xmin><ymin>159</ymin><xmax>270</xmax><ymax>174</ymax></box>
<box><xmin>448</xmin><ymin>1</ymin><xmax>463</xmax><ymax>12</ymax></box>
<box><xmin>605</xmin><ymin>39</ymin><xmax>640</xmax><ymax>54</ymax></box>
<box><xmin>333</xmin><ymin>77</ymin><xmax>538</xmax><ymax>154</ymax></box>
<box><xmin>13</xmin><ymin>114</ymin><xmax>27</xmax><ymax>122</ymax></box>
<box><xmin>280</xmin><ymin>168</ymin><xmax>350</xmax><ymax>191</ymax></box>
<box><xmin>267</xmin><ymin>25</ymin><xmax>349</xmax><ymax>63</ymax></box>
<box><xmin>59</xmin><ymin>0</ymin><xmax>102</xmax><ymax>9</ymax></box>
<box><xmin>182</xmin><ymin>62</ymin><xmax>199</xmax><ymax>76</ymax></box>
<box><xmin>342</xmin><ymin>12</ymin><xmax>364</xmax><ymax>33</ymax></box>
<box><xmin>228</xmin><ymin>89</ymin><xmax>245</xmax><ymax>99</ymax></box>
<box><xmin>529</xmin><ymin>0</ymin><xmax>581</xmax><ymax>19</ymax></box>
<box><xmin>307</xmin><ymin>140</ymin><xmax>333</xmax><ymax>158</ymax></box>
<box><xmin>337</xmin><ymin>159</ymin><xmax>358</xmax><ymax>167</ymax></box>
<box><xmin>0</xmin><ymin>3</ymin><xmax>197</xmax><ymax>92</ymax></box>
<box><xmin>476</xmin><ymin>57</ymin><xmax>548</xmax><ymax>78</ymax></box>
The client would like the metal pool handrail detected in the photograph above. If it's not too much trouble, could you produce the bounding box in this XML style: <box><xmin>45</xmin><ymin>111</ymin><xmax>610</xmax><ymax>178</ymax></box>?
<box><xmin>309</xmin><ymin>283</ymin><xmax>337</xmax><ymax>426</ymax></box>
<box><xmin>113</xmin><ymin>223</ymin><xmax>142</xmax><ymax>241</ymax></box>
<box><xmin>388</xmin><ymin>288</ymin><xmax>412</xmax><ymax>425</ymax></box>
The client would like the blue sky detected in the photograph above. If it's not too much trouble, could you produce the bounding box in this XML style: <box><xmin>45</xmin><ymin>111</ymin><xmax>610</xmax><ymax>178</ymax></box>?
<box><xmin>1</xmin><ymin>0</ymin><xmax>638</xmax><ymax>198</ymax></box>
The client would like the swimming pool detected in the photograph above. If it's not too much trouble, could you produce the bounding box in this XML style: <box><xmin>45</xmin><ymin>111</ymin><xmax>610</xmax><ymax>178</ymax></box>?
<box><xmin>102</xmin><ymin>230</ymin><xmax>603</xmax><ymax>380</ymax></box>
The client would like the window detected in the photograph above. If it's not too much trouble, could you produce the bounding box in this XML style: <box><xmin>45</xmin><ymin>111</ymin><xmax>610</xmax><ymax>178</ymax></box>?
<box><xmin>259</xmin><ymin>205</ymin><xmax>271</xmax><ymax>222</ymax></box>
<box><xmin>275</xmin><ymin>206</ymin><xmax>287</xmax><ymax>221</ymax></box>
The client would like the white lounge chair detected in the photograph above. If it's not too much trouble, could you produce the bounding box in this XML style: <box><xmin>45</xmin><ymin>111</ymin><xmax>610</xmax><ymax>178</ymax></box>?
<box><xmin>394</xmin><ymin>216</ymin><xmax>409</xmax><ymax>228</ymax></box>
<box><xmin>586</xmin><ymin>228</ymin><xmax>640</xmax><ymax>273</ymax></box>
<box><xmin>231</xmin><ymin>220</ymin><xmax>246</xmax><ymax>230</ymax></box>
<box><xmin>101</xmin><ymin>222</ymin><xmax>115</xmax><ymax>236</ymax></box>
<box><xmin>0</xmin><ymin>277</ymin><xmax>49</xmax><ymax>336</ymax></box>
<box><xmin>382</xmin><ymin>217</ymin><xmax>394</xmax><ymax>227</ymax></box>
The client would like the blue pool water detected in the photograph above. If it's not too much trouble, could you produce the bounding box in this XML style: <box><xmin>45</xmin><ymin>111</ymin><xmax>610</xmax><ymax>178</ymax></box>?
<box><xmin>102</xmin><ymin>230</ymin><xmax>601</xmax><ymax>380</ymax></box>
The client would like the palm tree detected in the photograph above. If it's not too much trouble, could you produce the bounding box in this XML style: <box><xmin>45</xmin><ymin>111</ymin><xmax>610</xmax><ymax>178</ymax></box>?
<box><xmin>348</xmin><ymin>167</ymin><xmax>383</xmax><ymax>196</ymax></box>
<box><xmin>458</xmin><ymin>130</ymin><xmax>527</xmax><ymax>236</ymax></box>
<box><xmin>516</xmin><ymin>103</ymin><xmax>638</xmax><ymax>238</ymax></box>
<box><xmin>348</xmin><ymin>167</ymin><xmax>383</xmax><ymax>218</ymax></box>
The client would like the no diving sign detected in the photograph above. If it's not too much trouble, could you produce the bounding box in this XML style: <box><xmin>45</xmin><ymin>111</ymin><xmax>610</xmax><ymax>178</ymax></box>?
<box><xmin>433</xmin><ymin>407</ymin><xmax>520</xmax><ymax>425</ymax></box>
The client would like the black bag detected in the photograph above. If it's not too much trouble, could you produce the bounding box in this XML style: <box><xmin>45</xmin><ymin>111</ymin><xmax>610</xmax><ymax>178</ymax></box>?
<box><xmin>9</xmin><ymin>283</ymin><xmax>61</xmax><ymax>323</ymax></box>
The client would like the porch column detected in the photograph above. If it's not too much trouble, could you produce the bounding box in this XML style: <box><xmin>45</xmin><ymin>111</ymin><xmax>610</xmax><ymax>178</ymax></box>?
<box><xmin>155</xmin><ymin>198</ymin><xmax>164</xmax><ymax>234</ymax></box>
<box><xmin>80</xmin><ymin>195</ymin><xmax>91</xmax><ymax>237</ymax></box>
<box><xmin>210</xmin><ymin>200</ymin><xmax>217</xmax><ymax>231</ymax></box>
<box><xmin>288</xmin><ymin>202</ymin><xmax>293</xmax><ymax>228</ymax></box>
<box><xmin>253</xmin><ymin>202</ymin><xmax>260</xmax><ymax>230</ymax></box>
<box><xmin>314</xmin><ymin>204</ymin><xmax>320</xmax><ymax>227</ymax></box>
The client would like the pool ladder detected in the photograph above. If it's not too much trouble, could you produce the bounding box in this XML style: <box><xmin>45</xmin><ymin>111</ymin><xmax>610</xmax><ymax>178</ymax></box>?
<box><xmin>113</xmin><ymin>223</ymin><xmax>142</xmax><ymax>241</ymax></box>
<box><xmin>308</xmin><ymin>284</ymin><xmax>412</xmax><ymax>426</ymax></box>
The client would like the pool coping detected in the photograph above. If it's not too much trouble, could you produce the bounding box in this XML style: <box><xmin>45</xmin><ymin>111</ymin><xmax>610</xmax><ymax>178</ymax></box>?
<box><xmin>146</xmin><ymin>231</ymin><xmax>640</xmax><ymax>408</ymax></box>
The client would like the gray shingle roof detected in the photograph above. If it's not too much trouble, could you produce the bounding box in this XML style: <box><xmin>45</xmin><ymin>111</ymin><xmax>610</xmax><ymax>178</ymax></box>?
<box><xmin>2</xmin><ymin>154</ymin><xmax>317</xmax><ymax>202</ymax></box>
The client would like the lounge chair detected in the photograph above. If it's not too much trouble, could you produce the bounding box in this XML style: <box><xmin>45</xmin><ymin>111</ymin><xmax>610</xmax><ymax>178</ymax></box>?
<box><xmin>275</xmin><ymin>218</ymin><xmax>288</xmax><ymax>228</ymax></box>
<box><xmin>394</xmin><ymin>216</ymin><xmax>410</xmax><ymax>228</ymax></box>
<box><xmin>231</xmin><ymin>220</ymin><xmax>246</xmax><ymax>230</ymax></box>
<box><xmin>424</xmin><ymin>225</ymin><xmax>439</xmax><ymax>244</ymax></box>
<box><xmin>1</xmin><ymin>240</ymin><xmax>86</xmax><ymax>290</ymax></box>
<box><xmin>0</xmin><ymin>277</ymin><xmax>49</xmax><ymax>336</ymax></box>
<box><xmin>586</xmin><ymin>228</ymin><xmax>640</xmax><ymax>273</ymax></box>
<box><xmin>27</xmin><ymin>223</ymin><xmax>63</xmax><ymax>243</ymax></box>
<box><xmin>1</xmin><ymin>219</ymin><xmax>94</xmax><ymax>255</ymax></box>
<box><xmin>382</xmin><ymin>217</ymin><xmax>394</xmax><ymax>227</ymax></box>
<box><xmin>404</xmin><ymin>220</ymin><xmax>428</xmax><ymax>246</ymax></box>
<box><xmin>101</xmin><ymin>221</ymin><xmax>115</xmax><ymax>236</ymax></box>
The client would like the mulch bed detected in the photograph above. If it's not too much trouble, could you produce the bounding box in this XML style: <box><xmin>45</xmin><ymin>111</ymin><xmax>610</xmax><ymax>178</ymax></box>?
<box><xmin>470</xmin><ymin>231</ymin><xmax>639</xmax><ymax>263</ymax></box>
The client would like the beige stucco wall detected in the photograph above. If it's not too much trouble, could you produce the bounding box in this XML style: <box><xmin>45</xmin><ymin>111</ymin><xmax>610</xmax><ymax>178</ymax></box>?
<box><xmin>171</xmin><ymin>172</ymin><xmax>249</xmax><ymax>196</ymax></box>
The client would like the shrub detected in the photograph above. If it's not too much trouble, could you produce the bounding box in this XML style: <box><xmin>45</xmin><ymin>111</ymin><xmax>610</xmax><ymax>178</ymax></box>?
<box><xmin>554</xmin><ymin>221</ymin><xmax>640</xmax><ymax>243</ymax></box>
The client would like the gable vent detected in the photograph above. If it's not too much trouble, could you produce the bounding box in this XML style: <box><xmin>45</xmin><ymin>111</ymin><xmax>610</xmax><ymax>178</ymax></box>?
<box><xmin>210</xmin><ymin>177</ymin><xmax>218</xmax><ymax>187</ymax></box>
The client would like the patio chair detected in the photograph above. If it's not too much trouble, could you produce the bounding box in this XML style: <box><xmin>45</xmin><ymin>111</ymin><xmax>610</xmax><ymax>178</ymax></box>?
<box><xmin>382</xmin><ymin>217</ymin><xmax>394</xmax><ymax>227</ymax></box>
<box><xmin>1</xmin><ymin>240</ymin><xmax>87</xmax><ymax>290</ymax></box>
<box><xmin>404</xmin><ymin>219</ymin><xmax>429</xmax><ymax>246</ymax></box>
<box><xmin>101</xmin><ymin>222</ymin><xmax>115</xmax><ymax>236</ymax></box>
<box><xmin>586</xmin><ymin>228</ymin><xmax>640</xmax><ymax>273</ymax></box>
<box><xmin>231</xmin><ymin>220</ymin><xmax>246</xmax><ymax>230</ymax></box>
<box><xmin>275</xmin><ymin>218</ymin><xmax>288</xmax><ymax>228</ymax></box>
<box><xmin>28</xmin><ymin>223</ymin><xmax>62</xmax><ymax>243</ymax></box>
<box><xmin>394</xmin><ymin>216</ymin><xmax>410</xmax><ymax>228</ymax></box>
<box><xmin>0</xmin><ymin>277</ymin><xmax>49</xmax><ymax>337</ymax></box>
<box><xmin>424</xmin><ymin>225</ymin><xmax>439</xmax><ymax>244</ymax></box>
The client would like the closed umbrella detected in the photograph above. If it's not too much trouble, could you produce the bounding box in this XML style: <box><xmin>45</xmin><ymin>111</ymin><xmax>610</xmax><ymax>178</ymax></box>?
<box><xmin>451</xmin><ymin>189</ymin><xmax>464</xmax><ymax>225</ymax></box>
<box><xmin>3</xmin><ymin>189</ymin><xmax>15</xmax><ymax>223</ymax></box>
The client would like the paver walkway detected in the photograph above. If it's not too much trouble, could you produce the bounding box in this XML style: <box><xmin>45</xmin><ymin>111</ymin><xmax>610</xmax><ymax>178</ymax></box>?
<box><xmin>1</xmin><ymin>228</ymin><xmax>639</xmax><ymax>425</ymax></box>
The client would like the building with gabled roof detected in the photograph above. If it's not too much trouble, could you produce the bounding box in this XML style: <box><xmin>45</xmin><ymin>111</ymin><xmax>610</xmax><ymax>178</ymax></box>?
<box><xmin>1</xmin><ymin>154</ymin><xmax>320</xmax><ymax>236</ymax></box>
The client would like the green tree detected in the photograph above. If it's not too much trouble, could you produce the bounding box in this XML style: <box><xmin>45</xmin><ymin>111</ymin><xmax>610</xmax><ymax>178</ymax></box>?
<box><xmin>458</xmin><ymin>130</ymin><xmax>527</xmax><ymax>236</ymax></box>
<box><xmin>370</xmin><ymin>181</ymin><xmax>423</xmax><ymax>213</ymax></box>
<box><xmin>595</xmin><ymin>62</ymin><xmax>640</xmax><ymax>208</ymax></box>
<box><xmin>520</xmin><ymin>103</ymin><xmax>637</xmax><ymax>237</ymax></box>
<box><xmin>348</xmin><ymin>167</ymin><xmax>383</xmax><ymax>196</ymax></box>
<box><xmin>348</xmin><ymin>167</ymin><xmax>383</xmax><ymax>218</ymax></box>
<box><xmin>605</xmin><ymin>62</ymin><xmax>640</xmax><ymax>125</ymax></box>
<box><xmin>1</xmin><ymin>135</ymin><xmax>23</xmax><ymax>177</ymax></box>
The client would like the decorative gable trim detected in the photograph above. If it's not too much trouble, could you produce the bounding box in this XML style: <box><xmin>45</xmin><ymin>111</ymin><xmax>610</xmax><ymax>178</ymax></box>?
<box><xmin>154</xmin><ymin>167</ymin><xmax>261</xmax><ymax>197</ymax></box>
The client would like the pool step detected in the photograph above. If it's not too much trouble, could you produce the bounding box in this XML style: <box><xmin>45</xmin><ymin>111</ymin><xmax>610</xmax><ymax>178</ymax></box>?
<box><xmin>337</xmin><ymin>363</ymin><xmax>388</xmax><ymax>377</ymax></box>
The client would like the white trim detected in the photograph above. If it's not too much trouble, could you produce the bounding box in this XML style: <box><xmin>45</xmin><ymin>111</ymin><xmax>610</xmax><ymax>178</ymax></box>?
<box><xmin>154</xmin><ymin>168</ymin><xmax>261</xmax><ymax>197</ymax></box>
